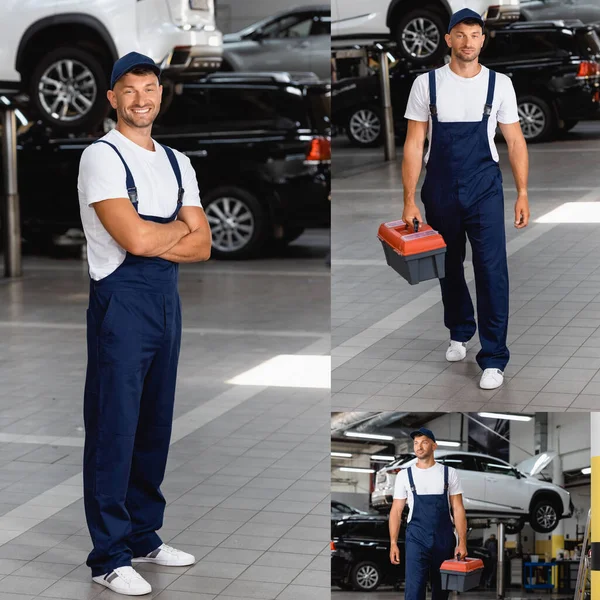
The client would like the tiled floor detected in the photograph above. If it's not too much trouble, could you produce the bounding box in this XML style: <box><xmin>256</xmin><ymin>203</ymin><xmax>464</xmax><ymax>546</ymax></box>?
<box><xmin>331</xmin><ymin>589</ymin><xmax>572</xmax><ymax>599</ymax></box>
<box><xmin>331</xmin><ymin>123</ymin><xmax>600</xmax><ymax>412</ymax></box>
<box><xmin>0</xmin><ymin>231</ymin><xmax>330</xmax><ymax>600</ymax></box>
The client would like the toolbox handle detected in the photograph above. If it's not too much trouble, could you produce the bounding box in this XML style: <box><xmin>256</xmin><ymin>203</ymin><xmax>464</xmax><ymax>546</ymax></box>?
<box><xmin>412</xmin><ymin>218</ymin><xmax>420</xmax><ymax>233</ymax></box>
<box><xmin>456</xmin><ymin>553</ymin><xmax>464</xmax><ymax>561</ymax></box>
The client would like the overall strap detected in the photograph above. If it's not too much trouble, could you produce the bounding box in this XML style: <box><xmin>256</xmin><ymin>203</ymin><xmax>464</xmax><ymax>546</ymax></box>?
<box><xmin>483</xmin><ymin>70</ymin><xmax>496</xmax><ymax>120</ymax></box>
<box><xmin>92</xmin><ymin>140</ymin><xmax>138</xmax><ymax>210</ymax></box>
<box><xmin>428</xmin><ymin>70</ymin><xmax>438</xmax><ymax>121</ymax></box>
<box><xmin>160</xmin><ymin>144</ymin><xmax>185</xmax><ymax>207</ymax></box>
<box><xmin>407</xmin><ymin>467</ymin><xmax>417</xmax><ymax>496</ymax></box>
<box><xmin>444</xmin><ymin>465</ymin><xmax>449</xmax><ymax>493</ymax></box>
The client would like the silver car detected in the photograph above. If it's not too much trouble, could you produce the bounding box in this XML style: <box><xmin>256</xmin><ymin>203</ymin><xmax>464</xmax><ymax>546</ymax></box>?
<box><xmin>222</xmin><ymin>5</ymin><xmax>331</xmax><ymax>81</ymax></box>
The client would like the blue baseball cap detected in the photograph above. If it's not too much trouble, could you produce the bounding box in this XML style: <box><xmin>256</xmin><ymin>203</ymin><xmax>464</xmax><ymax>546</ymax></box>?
<box><xmin>110</xmin><ymin>52</ymin><xmax>161</xmax><ymax>89</ymax></box>
<box><xmin>448</xmin><ymin>8</ymin><xmax>485</xmax><ymax>33</ymax></box>
<box><xmin>410</xmin><ymin>427</ymin><xmax>437</xmax><ymax>443</ymax></box>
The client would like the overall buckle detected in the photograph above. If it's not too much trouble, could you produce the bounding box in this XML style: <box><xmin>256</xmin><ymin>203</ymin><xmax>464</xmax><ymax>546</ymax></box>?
<box><xmin>484</xmin><ymin>104</ymin><xmax>492</xmax><ymax>116</ymax></box>
<box><xmin>429</xmin><ymin>104</ymin><xmax>437</xmax><ymax>116</ymax></box>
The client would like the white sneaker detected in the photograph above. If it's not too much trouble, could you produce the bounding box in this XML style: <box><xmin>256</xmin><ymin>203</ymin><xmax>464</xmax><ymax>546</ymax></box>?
<box><xmin>446</xmin><ymin>340</ymin><xmax>467</xmax><ymax>362</ymax></box>
<box><xmin>132</xmin><ymin>543</ymin><xmax>195</xmax><ymax>567</ymax></box>
<box><xmin>480</xmin><ymin>368</ymin><xmax>504</xmax><ymax>390</ymax></box>
<box><xmin>92</xmin><ymin>566</ymin><xmax>152</xmax><ymax>596</ymax></box>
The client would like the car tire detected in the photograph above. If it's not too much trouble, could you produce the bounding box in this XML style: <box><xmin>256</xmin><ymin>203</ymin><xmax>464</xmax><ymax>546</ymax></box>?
<box><xmin>346</xmin><ymin>106</ymin><xmax>383</xmax><ymax>147</ymax></box>
<box><xmin>203</xmin><ymin>186</ymin><xmax>268</xmax><ymax>260</ymax></box>
<box><xmin>530</xmin><ymin>498</ymin><xmax>560</xmax><ymax>533</ymax></box>
<box><xmin>517</xmin><ymin>95</ymin><xmax>555</xmax><ymax>143</ymax></box>
<box><xmin>393</xmin><ymin>9</ymin><xmax>447</xmax><ymax>66</ymax></box>
<box><xmin>29</xmin><ymin>46</ymin><xmax>109</xmax><ymax>133</ymax></box>
<box><xmin>351</xmin><ymin>561</ymin><xmax>382</xmax><ymax>592</ymax></box>
<box><xmin>505</xmin><ymin>520</ymin><xmax>525</xmax><ymax>535</ymax></box>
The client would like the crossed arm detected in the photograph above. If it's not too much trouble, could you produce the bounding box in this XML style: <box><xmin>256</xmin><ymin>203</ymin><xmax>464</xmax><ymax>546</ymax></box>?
<box><xmin>93</xmin><ymin>199</ymin><xmax>212</xmax><ymax>263</ymax></box>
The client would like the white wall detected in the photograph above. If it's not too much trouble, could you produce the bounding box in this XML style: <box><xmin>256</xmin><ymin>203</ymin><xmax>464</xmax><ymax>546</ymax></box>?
<box><xmin>216</xmin><ymin>0</ymin><xmax>329</xmax><ymax>33</ymax></box>
<box><xmin>548</xmin><ymin>413</ymin><xmax>591</xmax><ymax>472</ymax></box>
<box><xmin>509</xmin><ymin>419</ymin><xmax>536</xmax><ymax>465</ymax></box>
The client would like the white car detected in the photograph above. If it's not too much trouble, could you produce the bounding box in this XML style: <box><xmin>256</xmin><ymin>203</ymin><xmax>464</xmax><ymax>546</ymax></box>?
<box><xmin>371</xmin><ymin>450</ymin><xmax>573</xmax><ymax>533</ymax></box>
<box><xmin>331</xmin><ymin>0</ymin><xmax>520</xmax><ymax>64</ymax></box>
<box><xmin>1</xmin><ymin>0</ymin><xmax>223</xmax><ymax>131</ymax></box>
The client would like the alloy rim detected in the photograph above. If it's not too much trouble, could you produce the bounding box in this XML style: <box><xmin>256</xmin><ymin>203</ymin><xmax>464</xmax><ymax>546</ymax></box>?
<box><xmin>356</xmin><ymin>565</ymin><xmax>379</xmax><ymax>589</ymax></box>
<box><xmin>402</xmin><ymin>17</ymin><xmax>440</xmax><ymax>59</ymax></box>
<box><xmin>537</xmin><ymin>505</ymin><xmax>558</xmax><ymax>529</ymax></box>
<box><xmin>38</xmin><ymin>59</ymin><xmax>97</xmax><ymax>122</ymax></box>
<box><xmin>349</xmin><ymin>109</ymin><xmax>381</xmax><ymax>144</ymax></box>
<box><xmin>206</xmin><ymin>197</ymin><xmax>254</xmax><ymax>252</ymax></box>
<box><xmin>518</xmin><ymin>102</ymin><xmax>546</xmax><ymax>140</ymax></box>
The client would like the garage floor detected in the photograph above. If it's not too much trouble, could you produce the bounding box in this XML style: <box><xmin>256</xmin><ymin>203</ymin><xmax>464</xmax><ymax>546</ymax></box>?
<box><xmin>0</xmin><ymin>231</ymin><xmax>329</xmax><ymax>600</ymax></box>
<box><xmin>331</xmin><ymin>588</ymin><xmax>573</xmax><ymax>599</ymax></box>
<box><xmin>332</xmin><ymin>122</ymin><xmax>600</xmax><ymax>412</ymax></box>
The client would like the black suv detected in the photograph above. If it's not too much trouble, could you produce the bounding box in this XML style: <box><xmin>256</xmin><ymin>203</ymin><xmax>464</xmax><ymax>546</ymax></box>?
<box><xmin>332</xmin><ymin>21</ymin><xmax>600</xmax><ymax>145</ymax></box>
<box><xmin>331</xmin><ymin>515</ymin><xmax>491</xmax><ymax>592</ymax></box>
<box><xmin>12</xmin><ymin>72</ymin><xmax>331</xmax><ymax>260</ymax></box>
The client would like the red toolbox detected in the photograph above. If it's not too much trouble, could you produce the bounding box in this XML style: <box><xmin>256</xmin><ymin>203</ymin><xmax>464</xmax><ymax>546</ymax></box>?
<box><xmin>377</xmin><ymin>218</ymin><xmax>446</xmax><ymax>285</ymax></box>
<box><xmin>440</xmin><ymin>557</ymin><xmax>485</xmax><ymax>592</ymax></box>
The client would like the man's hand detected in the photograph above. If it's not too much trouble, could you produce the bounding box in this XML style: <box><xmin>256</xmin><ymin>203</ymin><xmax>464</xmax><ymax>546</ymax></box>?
<box><xmin>390</xmin><ymin>542</ymin><xmax>400</xmax><ymax>565</ymax></box>
<box><xmin>455</xmin><ymin>542</ymin><xmax>468</xmax><ymax>560</ymax></box>
<box><xmin>402</xmin><ymin>204</ymin><xmax>424</xmax><ymax>229</ymax></box>
<box><xmin>514</xmin><ymin>193</ymin><xmax>530</xmax><ymax>229</ymax></box>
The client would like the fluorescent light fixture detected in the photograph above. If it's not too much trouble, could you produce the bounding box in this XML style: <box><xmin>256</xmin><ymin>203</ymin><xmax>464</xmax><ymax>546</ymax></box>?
<box><xmin>371</xmin><ymin>455</ymin><xmax>395</xmax><ymax>461</ymax></box>
<box><xmin>0</xmin><ymin>96</ymin><xmax>10</xmax><ymax>106</ymax></box>
<box><xmin>536</xmin><ymin>202</ymin><xmax>600</xmax><ymax>224</ymax></box>
<box><xmin>344</xmin><ymin>431</ymin><xmax>394</xmax><ymax>441</ymax></box>
<box><xmin>340</xmin><ymin>467</ymin><xmax>375</xmax><ymax>474</ymax></box>
<box><xmin>14</xmin><ymin>109</ymin><xmax>28</xmax><ymax>127</ymax></box>
<box><xmin>436</xmin><ymin>440</ymin><xmax>461</xmax><ymax>447</ymax></box>
<box><xmin>331</xmin><ymin>452</ymin><xmax>352</xmax><ymax>458</ymax></box>
<box><xmin>478</xmin><ymin>412</ymin><xmax>532</xmax><ymax>422</ymax></box>
<box><xmin>227</xmin><ymin>355</ymin><xmax>330</xmax><ymax>389</ymax></box>
<box><xmin>386</xmin><ymin>52</ymin><xmax>395</xmax><ymax>62</ymax></box>
<box><xmin>582</xmin><ymin>467</ymin><xmax>591</xmax><ymax>475</ymax></box>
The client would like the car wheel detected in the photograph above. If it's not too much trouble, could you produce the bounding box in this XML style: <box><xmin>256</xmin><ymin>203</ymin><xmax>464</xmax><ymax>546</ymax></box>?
<box><xmin>505</xmin><ymin>520</ymin><xmax>525</xmax><ymax>535</ymax></box>
<box><xmin>29</xmin><ymin>46</ymin><xmax>108</xmax><ymax>132</ymax></box>
<box><xmin>530</xmin><ymin>499</ymin><xmax>560</xmax><ymax>533</ymax></box>
<box><xmin>393</xmin><ymin>9</ymin><xmax>447</xmax><ymax>65</ymax></box>
<box><xmin>351</xmin><ymin>561</ymin><xmax>381</xmax><ymax>591</ymax></box>
<box><xmin>517</xmin><ymin>96</ymin><xmax>555</xmax><ymax>143</ymax></box>
<box><xmin>347</xmin><ymin>106</ymin><xmax>383</xmax><ymax>147</ymax></box>
<box><xmin>203</xmin><ymin>186</ymin><xmax>268</xmax><ymax>260</ymax></box>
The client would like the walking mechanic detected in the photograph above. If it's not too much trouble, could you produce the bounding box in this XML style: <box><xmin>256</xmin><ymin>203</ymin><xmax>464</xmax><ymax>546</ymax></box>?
<box><xmin>389</xmin><ymin>428</ymin><xmax>468</xmax><ymax>600</ymax></box>
<box><xmin>402</xmin><ymin>9</ymin><xmax>530</xmax><ymax>390</ymax></box>
<box><xmin>77</xmin><ymin>52</ymin><xmax>211</xmax><ymax>596</ymax></box>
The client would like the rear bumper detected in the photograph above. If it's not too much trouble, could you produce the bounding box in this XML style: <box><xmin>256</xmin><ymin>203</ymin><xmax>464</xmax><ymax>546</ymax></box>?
<box><xmin>485</xmin><ymin>5</ymin><xmax>521</xmax><ymax>23</ymax></box>
<box><xmin>555</xmin><ymin>84</ymin><xmax>600</xmax><ymax>121</ymax></box>
<box><xmin>162</xmin><ymin>42</ymin><xmax>223</xmax><ymax>73</ymax></box>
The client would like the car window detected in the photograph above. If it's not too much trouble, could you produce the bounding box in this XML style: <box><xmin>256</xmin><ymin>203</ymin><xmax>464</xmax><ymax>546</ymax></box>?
<box><xmin>437</xmin><ymin>454</ymin><xmax>479</xmax><ymax>472</ymax></box>
<box><xmin>262</xmin><ymin>14</ymin><xmax>313</xmax><ymax>39</ymax></box>
<box><xmin>333</xmin><ymin>503</ymin><xmax>352</xmax><ymax>514</ymax></box>
<box><xmin>311</xmin><ymin>13</ymin><xmax>331</xmax><ymax>36</ymax></box>
<box><xmin>343</xmin><ymin>521</ymin><xmax>386</xmax><ymax>540</ymax></box>
<box><xmin>483</xmin><ymin>30</ymin><xmax>572</xmax><ymax>62</ymax></box>
<box><xmin>479</xmin><ymin>457</ymin><xmax>518</xmax><ymax>478</ymax></box>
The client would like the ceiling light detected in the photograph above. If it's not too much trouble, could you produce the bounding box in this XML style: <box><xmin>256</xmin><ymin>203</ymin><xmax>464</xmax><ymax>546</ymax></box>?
<box><xmin>344</xmin><ymin>432</ymin><xmax>394</xmax><ymax>441</ymax></box>
<box><xmin>340</xmin><ymin>467</ymin><xmax>375</xmax><ymax>474</ymax></box>
<box><xmin>582</xmin><ymin>467</ymin><xmax>591</xmax><ymax>475</ymax></box>
<box><xmin>371</xmin><ymin>455</ymin><xmax>395</xmax><ymax>461</ymax></box>
<box><xmin>478</xmin><ymin>412</ymin><xmax>532</xmax><ymax>422</ymax></box>
<box><xmin>331</xmin><ymin>452</ymin><xmax>352</xmax><ymax>458</ymax></box>
<box><xmin>436</xmin><ymin>441</ymin><xmax>461</xmax><ymax>447</ymax></box>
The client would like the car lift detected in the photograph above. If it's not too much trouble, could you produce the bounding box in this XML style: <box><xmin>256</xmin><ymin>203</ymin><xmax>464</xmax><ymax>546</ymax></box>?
<box><xmin>1</xmin><ymin>96</ymin><xmax>21</xmax><ymax>277</ymax></box>
<box><xmin>331</xmin><ymin>39</ymin><xmax>398</xmax><ymax>161</ymax></box>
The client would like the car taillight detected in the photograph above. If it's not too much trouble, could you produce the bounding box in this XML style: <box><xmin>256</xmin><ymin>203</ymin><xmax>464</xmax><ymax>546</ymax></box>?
<box><xmin>577</xmin><ymin>61</ymin><xmax>600</xmax><ymax>79</ymax></box>
<box><xmin>388</xmin><ymin>467</ymin><xmax>403</xmax><ymax>474</ymax></box>
<box><xmin>305</xmin><ymin>136</ymin><xmax>331</xmax><ymax>164</ymax></box>
<box><xmin>331</xmin><ymin>541</ymin><xmax>336</xmax><ymax>551</ymax></box>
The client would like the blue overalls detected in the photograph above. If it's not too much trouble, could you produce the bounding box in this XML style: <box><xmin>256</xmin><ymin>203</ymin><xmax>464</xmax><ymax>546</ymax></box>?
<box><xmin>421</xmin><ymin>68</ymin><xmax>510</xmax><ymax>371</ymax></box>
<box><xmin>83</xmin><ymin>139</ymin><xmax>183</xmax><ymax>577</ymax></box>
<box><xmin>404</xmin><ymin>465</ymin><xmax>456</xmax><ymax>600</ymax></box>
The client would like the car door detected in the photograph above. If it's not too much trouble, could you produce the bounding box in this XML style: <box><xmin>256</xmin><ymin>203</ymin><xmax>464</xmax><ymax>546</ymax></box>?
<box><xmin>478</xmin><ymin>456</ymin><xmax>530</xmax><ymax>513</ymax></box>
<box><xmin>248</xmin><ymin>13</ymin><xmax>313</xmax><ymax>73</ymax></box>
<box><xmin>310</xmin><ymin>9</ymin><xmax>332</xmax><ymax>80</ymax></box>
<box><xmin>436</xmin><ymin>454</ymin><xmax>486</xmax><ymax>509</ymax></box>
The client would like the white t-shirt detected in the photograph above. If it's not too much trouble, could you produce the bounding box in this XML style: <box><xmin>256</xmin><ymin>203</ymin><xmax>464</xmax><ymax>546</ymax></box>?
<box><xmin>77</xmin><ymin>129</ymin><xmax>202</xmax><ymax>281</ymax></box>
<box><xmin>404</xmin><ymin>64</ymin><xmax>519</xmax><ymax>163</ymax></box>
<box><xmin>393</xmin><ymin>463</ymin><xmax>463</xmax><ymax>523</ymax></box>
